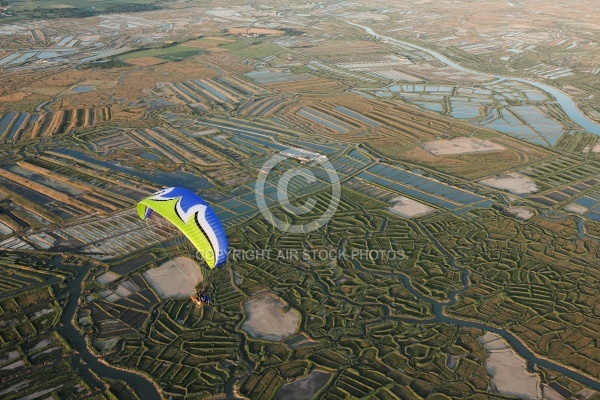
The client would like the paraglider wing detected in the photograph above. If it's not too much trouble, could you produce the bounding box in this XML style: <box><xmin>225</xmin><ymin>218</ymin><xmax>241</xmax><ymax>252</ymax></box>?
<box><xmin>137</xmin><ymin>187</ymin><xmax>228</xmax><ymax>269</ymax></box>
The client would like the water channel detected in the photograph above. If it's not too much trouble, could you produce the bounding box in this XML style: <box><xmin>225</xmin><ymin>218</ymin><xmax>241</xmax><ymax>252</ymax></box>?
<box><xmin>339</xmin><ymin>26</ymin><xmax>600</xmax><ymax>387</ymax></box>
<box><xmin>51</xmin><ymin>148</ymin><xmax>214</xmax><ymax>191</ymax></box>
<box><xmin>341</xmin><ymin>220</ymin><xmax>600</xmax><ymax>391</ymax></box>
<box><xmin>349</xmin><ymin>22</ymin><xmax>600</xmax><ymax>137</ymax></box>
<box><xmin>52</xmin><ymin>257</ymin><xmax>163</xmax><ymax>400</ymax></box>
<box><xmin>40</xmin><ymin>226</ymin><xmax>600</xmax><ymax>397</ymax></box>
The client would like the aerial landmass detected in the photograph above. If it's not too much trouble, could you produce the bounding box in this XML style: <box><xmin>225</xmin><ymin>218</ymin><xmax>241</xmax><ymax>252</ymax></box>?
<box><xmin>0</xmin><ymin>0</ymin><xmax>599</xmax><ymax>399</ymax></box>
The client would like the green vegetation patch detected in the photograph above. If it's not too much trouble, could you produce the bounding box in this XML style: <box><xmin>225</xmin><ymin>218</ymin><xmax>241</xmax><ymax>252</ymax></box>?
<box><xmin>117</xmin><ymin>45</ymin><xmax>204</xmax><ymax>63</ymax></box>
<box><xmin>219</xmin><ymin>40</ymin><xmax>253</xmax><ymax>52</ymax></box>
<box><xmin>3</xmin><ymin>0</ymin><xmax>162</xmax><ymax>21</ymax></box>
<box><xmin>231</xmin><ymin>42</ymin><xmax>287</xmax><ymax>59</ymax></box>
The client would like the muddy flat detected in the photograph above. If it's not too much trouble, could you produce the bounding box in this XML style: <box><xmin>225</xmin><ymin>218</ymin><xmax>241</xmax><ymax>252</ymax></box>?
<box><xmin>143</xmin><ymin>257</ymin><xmax>203</xmax><ymax>299</ymax></box>
<box><xmin>274</xmin><ymin>370</ymin><xmax>332</xmax><ymax>400</ymax></box>
<box><xmin>565</xmin><ymin>203</ymin><xmax>588</xmax><ymax>214</ymax></box>
<box><xmin>506</xmin><ymin>207</ymin><xmax>534</xmax><ymax>220</ymax></box>
<box><xmin>241</xmin><ymin>294</ymin><xmax>299</xmax><ymax>341</ymax></box>
<box><xmin>479</xmin><ymin>172</ymin><xmax>539</xmax><ymax>195</ymax></box>
<box><xmin>388</xmin><ymin>196</ymin><xmax>435</xmax><ymax>217</ymax></box>
<box><xmin>96</xmin><ymin>271</ymin><xmax>120</xmax><ymax>285</ymax></box>
<box><xmin>422</xmin><ymin>137</ymin><xmax>506</xmax><ymax>155</ymax></box>
<box><xmin>478</xmin><ymin>332</ymin><xmax>541</xmax><ymax>399</ymax></box>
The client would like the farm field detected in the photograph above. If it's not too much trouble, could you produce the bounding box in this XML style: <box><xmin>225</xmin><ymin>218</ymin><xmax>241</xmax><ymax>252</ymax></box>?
<box><xmin>117</xmin><ymin>44</ymin><xmax>204</xmax><ymax>64</ymax></box>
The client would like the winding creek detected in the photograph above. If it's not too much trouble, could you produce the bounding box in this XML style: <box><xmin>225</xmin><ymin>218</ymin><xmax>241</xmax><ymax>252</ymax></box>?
<box><xmin>345</xmin><ymin>219</ymin><xmax>600</xmax><ymax>390</ymax></box>
<box><xmin>43</xmin><ymin>222</ymin><xmax>599</xmax><ymax>395</ymax></box>
<box><xmin>52</xmin><ymin>258</ymin><xmax>162</xmax><ymax>400</ymax></box>
<box><xmin>348</xmin><ymin>22</ymin><xmax>600</xmax><ymax>137</ymax></box>
<box><xmin>346</xmin><ymin>216</ymin><xmax>600</xmax><ymax>390</ymax></box>
<box><xmin>418</xmin><ymin>224</ymin><xmax>600</xmax><ymax>390</ymax></box>
<box><xmin>339</xmin><ymin>25</ymin><xmax>600</xmax><ymax>388</ymax></box>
